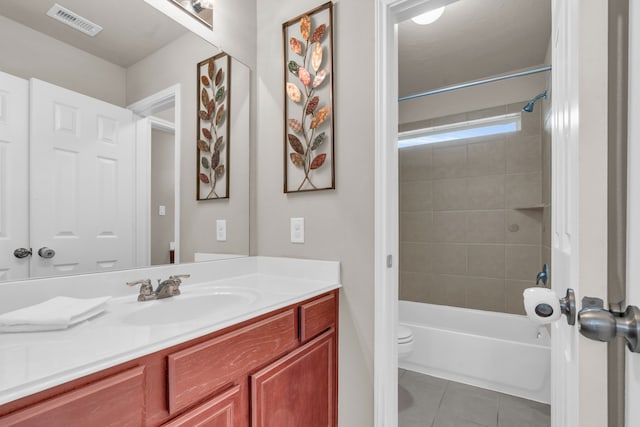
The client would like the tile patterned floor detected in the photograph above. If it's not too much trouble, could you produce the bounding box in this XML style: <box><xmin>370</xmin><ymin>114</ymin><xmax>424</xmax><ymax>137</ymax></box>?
<box><xmin>398</xmin><ymin>369</ymin><xmax>550</xmax><ymax>427</ymax></box>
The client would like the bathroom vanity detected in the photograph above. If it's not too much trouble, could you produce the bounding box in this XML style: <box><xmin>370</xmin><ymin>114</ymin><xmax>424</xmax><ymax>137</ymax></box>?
<box><xmin>0</xmin><ymin>257</ymin><xmax>340</xmax><ymax>426</ymax></box>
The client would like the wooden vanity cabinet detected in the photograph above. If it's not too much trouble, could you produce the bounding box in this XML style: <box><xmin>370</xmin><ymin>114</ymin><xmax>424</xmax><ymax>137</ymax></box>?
<box><xmin>0</xmin><ymin>290</ymin><xmax>338</xmax><ymax>427</ymax></box>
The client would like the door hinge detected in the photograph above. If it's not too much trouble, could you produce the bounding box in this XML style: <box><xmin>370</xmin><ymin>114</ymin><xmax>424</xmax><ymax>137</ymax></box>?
<box><xmin>386</xmin><ymin>255</ymin><xmax>392</xmax><ymax>268</ymax></box>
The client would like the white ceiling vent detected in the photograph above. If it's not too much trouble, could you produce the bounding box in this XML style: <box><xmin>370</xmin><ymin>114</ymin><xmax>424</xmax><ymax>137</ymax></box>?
<box><xmin>46</xmin><ymin>4</ymin><xmax>103</xmax><ymax>37</ymax></box>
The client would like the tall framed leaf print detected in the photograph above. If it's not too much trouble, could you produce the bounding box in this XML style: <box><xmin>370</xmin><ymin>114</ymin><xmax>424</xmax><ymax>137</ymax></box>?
<box><xmin>283</xmin><ymin>2</ymin><xmax>335</xmax><ymax>193</ymax></box>
<box><xmin>197</xmin><ymin>52</ymin><xmax>231</xmax><ymax>200</ymax></box>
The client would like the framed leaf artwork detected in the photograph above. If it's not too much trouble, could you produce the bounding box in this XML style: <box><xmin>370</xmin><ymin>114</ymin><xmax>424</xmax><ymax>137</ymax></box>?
<box><xmin>283</xmin><ymin>2</ymin><xmax>335</xmax><ymax>193</ymax></box>
<box><xmin>197</xmin><ymin>52</ymin><xmax>231</xmax><ymax>200</ymax></box>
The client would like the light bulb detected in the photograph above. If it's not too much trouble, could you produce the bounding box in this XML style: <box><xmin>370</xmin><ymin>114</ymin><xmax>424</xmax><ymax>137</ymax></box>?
<box><xmin>411</xmin><ymin>6</ymin><xmax>445</xmax><ymax>25</ymax></box>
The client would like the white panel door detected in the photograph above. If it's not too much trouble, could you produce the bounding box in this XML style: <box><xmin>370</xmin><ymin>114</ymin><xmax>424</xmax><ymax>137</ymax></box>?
<box><xmin>551</xmin><ymin>1</ymin><xmax>608</xmax><ymax>426</ymax></box>
<box><xmin>626</xmin><ymin>2</ymin><xmax>640</xmax><ymax>425</ymax></box>
<box><xmin>29</xmin><ymin>79</ymin><xmax>135</xmax><ymax>277</ymax></box>
<box><xmin>0</xmin><ymin>71</ymin><xmax>29</xmax><ymax>281</ymax></box>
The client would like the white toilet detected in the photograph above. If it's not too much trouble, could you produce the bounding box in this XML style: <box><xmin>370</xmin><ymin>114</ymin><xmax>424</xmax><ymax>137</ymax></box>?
<box><xmin>398</xmin><ymin>325</ymin><xmax>414</xmax><ymax>360</ymax></box>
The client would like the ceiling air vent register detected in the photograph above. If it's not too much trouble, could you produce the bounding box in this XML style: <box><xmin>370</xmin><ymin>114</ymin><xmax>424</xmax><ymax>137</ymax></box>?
<box><xmin>46</xmin><ymin>4</ymin><xmax>103</xmax><ymax>37</ymax></box>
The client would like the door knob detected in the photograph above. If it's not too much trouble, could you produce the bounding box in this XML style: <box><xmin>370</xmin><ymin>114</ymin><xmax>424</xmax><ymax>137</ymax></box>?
<box><xmin>578</xmin><ymin>297</ymin><xmax>640</xmax><ymax>353</ymax></box>
<box><xmin>13</xmin><ymin>248</ymin><xmax>32</xmax><ymax>259</ymax></box>
<box><xmin>37</xmin><ymin>247</ymin><xmax>56</xmax><ymax>259</ymax></box>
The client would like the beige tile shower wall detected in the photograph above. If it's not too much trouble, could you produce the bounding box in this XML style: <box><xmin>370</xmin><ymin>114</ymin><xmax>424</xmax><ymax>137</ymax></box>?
<box><xmin>399</xmin><ymin>102</ymin><xmax>543</xmax><ymax>315</ymax></box>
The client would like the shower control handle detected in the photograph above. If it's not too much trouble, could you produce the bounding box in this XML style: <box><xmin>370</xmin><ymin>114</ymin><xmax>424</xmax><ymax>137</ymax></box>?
<box><xmin>578</xmin><ymin>297</ymin><xmax>640</xmax><ymax>353</ymax></box>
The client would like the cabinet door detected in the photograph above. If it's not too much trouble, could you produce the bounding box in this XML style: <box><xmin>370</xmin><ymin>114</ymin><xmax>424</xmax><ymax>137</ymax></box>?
<box><xmin>0</xmin><ymin>366</ymin><xmax>145</xmax><ymax>427</ymax></box>
<box><xmin>163</xmin><ymin>385</ymin><xmax>243</xmax><ymax>427</ymax></box>
<box><xmin>251</xmin><ymin>330</ymin><xmax>336</xmax><ymax>427</ymax></box>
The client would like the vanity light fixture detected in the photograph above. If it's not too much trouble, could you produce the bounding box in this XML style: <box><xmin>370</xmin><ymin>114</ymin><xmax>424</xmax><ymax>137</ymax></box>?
<box><xmin>411</xmin><ymin>6</ymin><xmax>445</xmax><ymax>25</ymax></box>
<box><xmin>180</xmin><ymin>0</ymin><xmax>214</xmax><ymax>14</ymax></box>
<box><xmin>174</xmin><ymin>0</ymin><xmax>214</xmax><ymax>27</ymax></box>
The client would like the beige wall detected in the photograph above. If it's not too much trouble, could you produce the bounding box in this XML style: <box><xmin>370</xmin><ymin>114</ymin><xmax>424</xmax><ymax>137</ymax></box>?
<box><xmin>399</xmin><ymin>102</ymin><xmax>545</xmax><ymax>315</ymax></box>
<box><xmin>126</xmin><ymin>32</ymin><xmax>251</xmax><ymax>261</ymax></box>
<box><xmin>255</xmin><ymin>0</ymin><xmax>374</xmax><ymax>425</ymax></box>
<box><xmin>0</xmin><ymin>15</ymin><xmax>126</xmax><ymax>106</ymax></box>
<box><xmin>151</xmin><ymin>129</ymin><xmax>176</xmax><ymax>265</ymax></box>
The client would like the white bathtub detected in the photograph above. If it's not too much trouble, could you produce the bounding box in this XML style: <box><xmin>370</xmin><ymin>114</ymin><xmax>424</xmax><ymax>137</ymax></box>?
<box><xmin>399</xmin><ymin>300</ymin><xmax>550</xmax><ymax>404</ymax></box>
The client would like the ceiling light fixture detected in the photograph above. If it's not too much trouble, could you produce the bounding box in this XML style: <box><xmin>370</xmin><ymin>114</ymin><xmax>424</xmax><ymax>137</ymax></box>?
<box><xmin>411</xmin><ymin>6</ymin><xmax>445</xmax><ymax>25</ymax></box>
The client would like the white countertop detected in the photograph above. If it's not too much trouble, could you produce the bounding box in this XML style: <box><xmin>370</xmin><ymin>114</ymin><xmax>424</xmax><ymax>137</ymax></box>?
<box><xmin>0</xmin><ymin>257</ymin><xmax>341</xmax><ymax>406</ymax></box>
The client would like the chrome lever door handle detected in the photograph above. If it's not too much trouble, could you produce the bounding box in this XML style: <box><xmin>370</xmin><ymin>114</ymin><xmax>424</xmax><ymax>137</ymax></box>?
<box><xmin>13</xmin><ymin>248</ymin><xmax>32</xmax><ymax>259</ymax></box>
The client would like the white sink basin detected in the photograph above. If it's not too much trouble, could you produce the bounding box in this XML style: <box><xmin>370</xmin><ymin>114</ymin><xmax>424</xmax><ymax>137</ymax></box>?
<box><xmin>122</xmin><ymin>288</ymin><xmax>260</xmax><ymax>325</ymax></box>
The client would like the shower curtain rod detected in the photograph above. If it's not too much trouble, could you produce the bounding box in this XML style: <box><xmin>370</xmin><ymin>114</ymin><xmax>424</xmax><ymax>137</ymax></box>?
<box><xmin>398</xmin><ymin>65</ymin><xmax>552</xmax><ymax>102</ymax></box>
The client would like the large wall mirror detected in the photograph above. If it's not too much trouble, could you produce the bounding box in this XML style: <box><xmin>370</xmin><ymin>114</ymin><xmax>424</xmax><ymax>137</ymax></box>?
<box><xmin>0</xmin><ymin>0</ymin><xmax>250</xmax><ymax>282</ymax></box>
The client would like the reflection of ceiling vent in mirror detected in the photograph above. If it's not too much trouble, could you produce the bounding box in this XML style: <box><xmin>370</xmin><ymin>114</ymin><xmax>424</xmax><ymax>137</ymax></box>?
<box><xmin>46</xmin><ymin>4</ymin><xmax>103</xmax><ymax>37</ymax></box>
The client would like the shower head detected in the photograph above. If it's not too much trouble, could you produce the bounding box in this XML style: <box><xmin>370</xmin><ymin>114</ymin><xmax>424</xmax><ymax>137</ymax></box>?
<box><xmin>522</xmin><ymin>90</ymin><xmax>548</xmax><ymax>113</ymax></box>
<box><xmin>522</xmin><ymin>101</ymin><xmax>536</xmax><ymax>113</ymax></box>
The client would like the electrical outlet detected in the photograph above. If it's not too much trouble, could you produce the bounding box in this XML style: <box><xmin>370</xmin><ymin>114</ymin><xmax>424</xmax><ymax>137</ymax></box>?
<box><xmin>216</xmin><ymin>220</ymin><xmax>227</xmax><ymax>241</ymax></box>
<box><xmin>290</xmin><ymin>218</ymin><xmax>304</xmax><ymax>243</ymax></box>
<box><xmin>158</xmin><ymin>205</ymin><xmax>166</xmax><ymax>216</ymax></box>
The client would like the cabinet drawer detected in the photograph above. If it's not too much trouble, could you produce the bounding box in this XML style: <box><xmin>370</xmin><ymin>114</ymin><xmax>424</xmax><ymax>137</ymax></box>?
<box><xmin>299</xmin><ymin>293</ymin><xmax>336</xmax><ymax>342</ymax></box>
<box><xmin>167</xmin><ymin>309</ymin><xmax>297</xmax><ymax>414</ymax></box>
<box><xmin>162</xmin><ymin>385</ymin><xmax>242</xmax><ymax>427</ymax></box>
<box><xmin>0</xmin><ymin>366</ymin><xmax>145</xmax><ymax>427</ymax></box>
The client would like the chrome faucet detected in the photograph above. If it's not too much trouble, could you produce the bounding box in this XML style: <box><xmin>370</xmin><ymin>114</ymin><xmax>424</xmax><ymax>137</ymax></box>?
<box><xmin>126</xmin><ymin>274</ymin><xmax>191</xmax><ymax>302</ymax></box>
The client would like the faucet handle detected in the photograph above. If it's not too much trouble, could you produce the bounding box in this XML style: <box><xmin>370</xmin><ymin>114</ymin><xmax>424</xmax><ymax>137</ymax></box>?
<box><xmin>126</xmin><ymin>279</ymin><xmax>151</xmax><ymax>287</ymax></box>
<box><xmin>127</xmin><ymin>279</ymin><xmax>154</xmax><ymax>301</ymax></box>
<box><xmin>169</xmin><ymin>274</ymin><xmax>191</xmax><ymax>285</ymax></box>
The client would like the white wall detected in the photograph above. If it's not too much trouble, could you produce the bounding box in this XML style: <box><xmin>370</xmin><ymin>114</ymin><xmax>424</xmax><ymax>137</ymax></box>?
<box><xmin>127</xmin><ymin>32</ymin><xmax>251</xmax><ymax>261</ymax></box>
<box><xmin>0</xmin><ymin>15</ymin><xmax>126</xmax><ymax>106</ymax></box>
<box><xmin>255</xmin><ymin>1</ymin><xmax>374</xmax><ymax>425</ymax></box>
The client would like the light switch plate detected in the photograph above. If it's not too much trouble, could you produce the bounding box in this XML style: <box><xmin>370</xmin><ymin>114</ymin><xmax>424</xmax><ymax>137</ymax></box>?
<box><xmin>290</xmin><ymin>218</ymin><xmax>304</xmax><ymax>243</ymax></box>
<box><xmin>216</xmin><ymin>219</ymin><xmax>227</xmax><ymax>241</ymax></box>
<box><xmin>158</xmin><ymin>205</ymin><xmax>166</xmax><ymax>216</ymax></box>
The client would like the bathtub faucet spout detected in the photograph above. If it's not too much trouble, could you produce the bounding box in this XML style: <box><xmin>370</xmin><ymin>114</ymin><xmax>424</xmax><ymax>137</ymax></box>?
<box><xmin>536</xmin><ymin>264</ymin><xmax>549</xmax><ymax>287</ymax></box>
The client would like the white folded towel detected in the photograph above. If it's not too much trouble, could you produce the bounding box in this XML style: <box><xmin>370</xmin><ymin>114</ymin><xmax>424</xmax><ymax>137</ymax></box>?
<box><xmin>0</xmin><ymin>296</ymin><xmax>111</xmax><ymax>333</ymax></box>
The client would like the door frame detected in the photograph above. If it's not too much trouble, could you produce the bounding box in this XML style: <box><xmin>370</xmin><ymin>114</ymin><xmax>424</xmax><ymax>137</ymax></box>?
<box><xmin>373</xmin><ymin>1</ymin><xmax>458</xmax><ymax>426</ymax></box>
<box><xmin>375</xmin><ymin>1</ymin><xmax>614</xmax><ymax>426</ymax></box>
<box><xmin>146</xmin><ymin>117</ymin><xmax>177</xmax><ymax>265</ymax></box>
<box><xmin>128</xmin><ymin>85</ymin><xmax>182</xmax><ymax>266</ymax></box>
<box><xmin>626</xmin><ymin>2</ymin><xmax>640</xmax><ymax>425</ymax></box>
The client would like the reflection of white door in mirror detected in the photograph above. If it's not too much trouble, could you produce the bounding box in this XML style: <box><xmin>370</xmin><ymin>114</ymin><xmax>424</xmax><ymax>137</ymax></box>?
<box><xmin>29</xmin><ymin>79</ymin><xmax>135</xmax><ymax>278</ymax></box>
<box><xmin>0</xmin><ymin>71</ymin><xmax>29</xmax><ymax>281</ymax></box>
